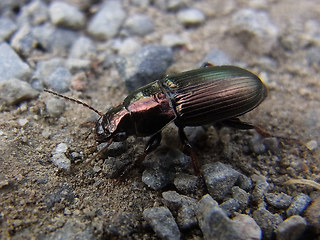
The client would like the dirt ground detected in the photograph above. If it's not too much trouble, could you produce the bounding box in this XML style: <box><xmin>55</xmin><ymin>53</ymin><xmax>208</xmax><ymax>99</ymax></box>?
<box><xmin>0</xmin><ymin>0</ymin><xmax>320</xmax><ymax>239</ymax></box>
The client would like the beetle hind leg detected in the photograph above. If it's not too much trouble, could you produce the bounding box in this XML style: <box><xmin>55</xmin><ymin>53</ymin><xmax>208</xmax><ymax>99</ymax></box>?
<box><xmin>178</xmin><ymin>127</ymin><xmax>201</xmax><ymax>175</ymax></box>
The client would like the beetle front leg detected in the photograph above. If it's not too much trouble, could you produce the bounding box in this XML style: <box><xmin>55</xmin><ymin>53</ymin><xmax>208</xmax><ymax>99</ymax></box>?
<box><xmin>178</xmin><ymin>127</ymin><xmax>201</xmax><ymax>175</ymax></box>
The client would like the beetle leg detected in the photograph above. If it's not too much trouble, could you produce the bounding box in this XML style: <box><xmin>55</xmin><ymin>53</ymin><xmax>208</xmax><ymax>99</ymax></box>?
<box><xmin>200</xmin><ymin>62</ymin><xmax>214</xmax><ymax>68</ymax></box>
<box><xmin>144</xmin><ymin>131</ymin><xmax>162</xmax><ymax>154</ymax></box>
<box><xmin>217</xmin><ymin>117</ymin><xmax>272</xmax><ymax>137</ymax></box>
<box><xmin>178</xmin><ymin>127</ymin><xmax>201</xmax><ymax>175</ymax></box>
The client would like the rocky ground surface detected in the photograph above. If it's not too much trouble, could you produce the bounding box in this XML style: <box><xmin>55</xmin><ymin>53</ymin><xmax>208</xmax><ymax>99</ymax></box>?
<box><xmin>0</xmin><ymin>0</ymin><xmax>320</xmax><ymax>239</ymax></box>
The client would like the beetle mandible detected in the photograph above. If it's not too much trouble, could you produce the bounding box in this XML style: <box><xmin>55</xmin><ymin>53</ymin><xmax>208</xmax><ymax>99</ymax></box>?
<box><xmin>45</xmin><ymin>62</ymin><xmax>268</xmax><ymax>175</ymax></box>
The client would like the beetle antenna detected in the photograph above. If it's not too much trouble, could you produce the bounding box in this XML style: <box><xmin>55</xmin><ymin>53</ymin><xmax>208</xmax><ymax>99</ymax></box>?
<box><xmin>44</xmin><ymin>89</ymin><xmax>103</xmax><ymax>116</ymax></box>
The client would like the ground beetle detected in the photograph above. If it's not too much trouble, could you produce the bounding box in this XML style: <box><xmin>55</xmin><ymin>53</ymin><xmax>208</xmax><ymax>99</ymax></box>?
<box><xmin>45</xmin><ymin>62</ymin><xmax>268</xmax><ymax>174</ymax></box>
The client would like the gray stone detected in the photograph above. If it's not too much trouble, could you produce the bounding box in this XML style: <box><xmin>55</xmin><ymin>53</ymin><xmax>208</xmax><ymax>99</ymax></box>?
<box><xmin>49</xmin><ymin>1</ymin><xmax>85</xmax><ymax>29</ymax></box>
<box><xmin>17</xmin><ymin>0</ymin><xmax>49</xmax><ymax>25</ymax></box>
<box><xmin>116</xmin><ymin>45</ymin><xmax>173</xmax><ymax>90</ymax></box>
<box><xmin>87</xmin><ymin>0</ymin><xmax>125</xmax><ymax>40</ymax></box>
<box><xmin>202</xmin><ymin>162</ymin><xmax>241</xmax><ymax>201</ymax></box>
<box><xmin>116</xmin><ymin>38</ymin><xmax>141</xmax><ymax>55</ymax></box>
<box><xmin>173</xmin><ymin>173</ymin><xmax>199</xmax><ymax>194</ymax></box>
<box><xmin>0</xmin><ymin>42</ymin><xmax>31</xmax><ymax>82</ymax></box>
<box><xmin>102</xmin><ymin>156</ymin><xmax>131</xmax><ymax>178</ymax></box>
<box><xmin>201</xmin><ymin>49</ymin><xmax>231</xmax><ymax>66</ymax></box>
<box><xmin>45</xmin><ymin>97</ymin><xmax>66</xmax><ymax>117</ymax></box>
<box><xmin>124</xmin><ymin>14</ymin><xmax>154</xmax><ymax>36</ymax></box>
<box><xmin>231</xmin><ymin>186</ymin><xmax>250</xmax><ymax>210</ymax></box>
<box><xmin>11</xmin><ymin>24</ymin><xmax>37</xmax><ymax>57</ymax></box>
<box><xmin>197</xmin><ymin>194</ymin><xmax>247</xmax><ymax>240</ymax></box>
<box><xmin>237</xmin><ymin>174</ymin><xmax>253</xmax><ymax>191</ymax></box>
<box><xmin>32</xmin><ymin>24</ymin><xmax>78</xmax><ymax>53</ymax></box>
<box><xmin>0</xmin><ymin>78</ymin><xmax>38</xmax><ymax>105</ymax></box>
<box><xmin>184</xmin><ymin>126</ymin><xmax>207</xmax><ymax>149</ymax></box>
<box><xmin>230</xmin><ymin>8</ymin><xmax>278</xmax><ymax>54</ymax></box>
<box><xmin>177</xmin><ymin>8</ymin><xmax>205</xmax><ymax>26</ymax></box>
<box><xmin>0</xmin><ymin>17</ymin><xmax>17</xmax><ymax>41</ymax></box>
<box><xmin>51</xmin><ymin>143</ymin><xmax>71</xmax><ymax>170</ymax></box>
<box><xmin>251</xmin><ymin>174</ymin><xmax>269</xmax><ymax>204</ymax></box>
<box><xmin>69</xmin><ymin>36</ymin><xmax>95</xmax><ymax>59</ymax></box>
<box><xmin>161</xmin><ymin>33</ymin><xmax>186</xmax><ymax>47</ymax></box>
<box><xmin>142</xmin><ymin>168</ymin><xmax>174</xmax><ymax>191</ymax></box>
<box><xmin>219</xmin><ymin>198</ymin><xmax>241</xmax><ymax>217</ymax></box>
<box><xmin>304</xmin><ymin>197</ymin><xmax>320</xmax><ymax>235</ymax></box>
<box><xmin>43</xmin><ymin>66</ymin><xmax>72</xmax><ymax>93</ymax></box>
<box><xmin>275</xmin><ymin>215</ymin><xmax>307</xmax><ymax>240</ymax></box>
<box><xmin>232</xmin><ymin>214</ymin><xmax>261</xmax><ymax>240</ymax></box>
<box><xmin>143</xmin><ymin>207</ymin><xmax>180</xmax><ymax>240</ymax></box>
<box><xmin>252</xmin><ymin>207</ymin><xmax>283</xmax><ymax>239</ymax></box>
<box><xmin>286</xmin><ymin>193</ymin><xmax>311</xmax><ymax>217</ymax></box>
<box><xmin>265</xmin><ymin>192</ymin><xmax>292</xmax><ymax>209</ymax></box>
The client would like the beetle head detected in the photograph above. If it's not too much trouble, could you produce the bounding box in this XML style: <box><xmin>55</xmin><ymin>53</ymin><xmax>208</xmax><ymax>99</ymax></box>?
<box><xmin>95</xmin><ymin>105</ymin><xmax>134</xmax><ymax>143</ymax></box>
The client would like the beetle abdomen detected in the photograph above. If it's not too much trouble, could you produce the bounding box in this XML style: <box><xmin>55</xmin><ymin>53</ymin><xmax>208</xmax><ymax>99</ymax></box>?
<box><xmin>161</xmin><ymin>66</ymin><xmax>267</xmax><ymax>126</ymax></box>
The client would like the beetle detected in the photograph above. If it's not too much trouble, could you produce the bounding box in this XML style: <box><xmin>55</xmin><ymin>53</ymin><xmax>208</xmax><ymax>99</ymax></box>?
<box><xmin>45</xmin><ymin>62</ymin><xmax>268</xmax><ymax>175</ymax></box>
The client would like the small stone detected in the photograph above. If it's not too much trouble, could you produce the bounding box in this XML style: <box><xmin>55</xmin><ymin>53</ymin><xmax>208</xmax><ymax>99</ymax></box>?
<box><xmin>143</xmin><ymin>207</ymin><xmax>181</xmax><ymax>240</ymax></box>
<box><xmin>286</xmin><ymin>194</ymin><xmax>311</xmax><ymax>217</ymax></box>
<box><xmin>249</xmin><ymin>135</ymin><xmax>266</xmax><ymax>154</ymax></box>
<box><xmin>219</xmin><ymin>198</ymin><xmax>241</xmax><ymax>217</ymax></box>
<box><xmin>275</xmin><ymin>215</ymin><xmax>307</xmax><ymax>240</ymax></box>
<box><xmin>202</xmin><ymin>162</ymin><xmax>241</xmax><ymax>201</ymax></box>
<box><xmin>69</xmin><ymin>36</ymin><xmax>95</xmax><ymax>59</ymax></box>
<box><xmin>0</xmin><ymin>17</ymin><xmax>17</xmax><ymax>41</ymax></box>
<box><xmin>45</xmin><ymin>97</ymin><xmax>66</xmax><ymax>117</ymax></box>
<box><xmin>44</xmin><ymin>66</ymin><xmax>72</xmax><ymax>93</ymax></box>
<box><xmin>173</xmin><ymin>173</ymin><xmax>199</xmax><ymax>194</ymax></box>
<box><xmin>177</xmin><ymin>8</ymin><xmax>205</xmax><ymax>26</ymax></box>
<box><xmin>0</xmin><ymin>78</ymin><xmax>38</xmax><ymax>106</ymax></box>
<box><xmin>251</xmin><ymin>174</ymin><xmax>269</xmax><ymax>204</ymax></box>
<box><xmin>11</xmin><ymin>24</ymin><xmax>37</xmax><ymax>57</ymax></box>
<box><xmin>230</xmin><ymin>8</ymin><xmax>278</xmax><ymax>54</ymax></box>
<box><xmin>17</xmin><ymin>0</ymin><xmax>49</xmax><ymax>25</ymax></box>
<box><xmin>17</xmin><ymin>118</ymin><xmax>28</xmax><ymax>127</ymax></box>
<box><xmin>161</xmin><ymin>33</ymin><xmax>186</xmax><ymax>47</ymax></box>
<box><xmin>231</xmin><ymin>186</ymin><xmax>250</xmax><ymax>210</ymax></box>
<box><xmin>237</xmin><ymin>174</ymin><xmax>253</xmax><ymax>191</ymax></box>
<box><xmin>232</xmin><ymin>214</ymin><xmax>262</xmax><ymax>240</ymax></box>
<box><xmin>306</xmin><ymin>140</ymin><xmax>318</xmax><ymax>151</ymax></box>
<box><xmin>87</xmin><ymin>0</ymin><xmax>125</xmax><ymax>40</ymax></box>
<box><xmin>51</xmin><ymin>143</ymin><xmax>71</xmax><ymax>170</ymax></box>
<box><xmin>117</xmin><ymin>38</ymin><xmax>141</xmax><ymax>55</ymax></box>
<box><xmin>0</xmin><ymin>43</ymin><xmax>31</xmax><ymax>82</ymax></box>
<box><xmin>184</xmin><ymin>126</ymin><xmax>207</xmax><ymax>149</ymax></box>
<box><xmin>116</xmin><ymin>45</ymin><xmax>173</xmax><ymax>90</ymax></box>
<box><xmin>265</xmin><ymin>192</ymin><xmax>293</xmax><ymax>209</ymax></box>
<box><xmin>102</xmin><ymin>157</ymin><xmax>131</xmax><ymax>178</ymax></box>
<box><xmin>201</xmin><ymin>49</ymin><xmax>231</xmax><ymax>65</ymax></box>
<box><xmin>49</xmin><ymin>1</ymin><xmax>85</xmax><ymax>29</ymax></box>
<box><xmin>123</xmin><ymin>14</ymin><xmax>154</xmax><ymax>36</ymax></box>
<box><xmin>252</xmin><ymin>207</ymin><xmax>283</xmax><ymax>239</ymax></box>
<box><xmin>304</xmin><ymin>197</ymin><xmax>320</xmax><ymax>234</ymax></box>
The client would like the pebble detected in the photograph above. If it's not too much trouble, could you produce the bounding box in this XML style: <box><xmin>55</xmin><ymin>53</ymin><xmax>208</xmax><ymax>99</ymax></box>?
<box><xmin>143</xmin><ymin>207</ymin><xmax>181</xmax><ymax>240</ymax></box>
<box><xmin>201</xmin><ymin>49</ymin><xmax>231</xmax><ymax>65</ymax></box>
<box><xmin>275</xmin><ymin>215</ymin><xmax>307</xmax><ymax>240</ymax></box>
<box><xmin>286</xmin><ymin>193</ymin><xmax>311</xmax><ymax>217</ymax></box>
<box><xmin>17</xmin><ymin>0</ymin><xmax>49</xmax><ymax>25</ymax></box>
<box><xmin>232</xmin><ymin>214</ymin><xmax>262</xmax><ymax>240</ymax></box>
<box><xmin>32</xmin><ymin>24</ymin><xmax>78</xmax><ymax>53</ymax></box>
<box><xmin>45</xmin><ymin>97</ymin><xmax>66</xmax><ymax>117</ymax></box>
<box><xmin>231</xmin><ymin>186</ymin><xmax>250</xmax><ymax>210</ymax></box>
<box><xmin>173</xmin><ymin>173</ymin><xmax>199</xmax><ymax>194</ymax></box>
<box><xmin>201</xmin><ymin>162</ymin><xmax>241</xmax><ymax>201</ymax></box>
<box><xmin>49</xmin><ymin>1</ymin><xmax>85</xmax><ymax>29</ymax></box>
<box><xmin>0</xmin><ymin>78</ymin><xmax>38</xmax><ymax>105</ymax></box>
<box><xmin>183</xmin><ymin>126</ymin><xmax>207</xmax><ymax>149</ymax></box>
<box><xmin>69</xmin><ymin>36</ymin><xmax>96</xmax><ymax>59</ymax></box>
<box><xmin>304</xmin><ymin>196</ymin><xmax>320</xmax><ymax>235</ymax></box>
<box><xmin>177</xmin><ymin>8</ymin><xmax>206</xmax><ymax>26</ymax></box>
<box><xmin>116</xmin><ymin>38</ymin><xmax>141</xmax><ymax>55</ymax></box>
<box><xmin>251</xmin><ymin>174</ymin><xmax>269</xmax><ymax>204</ymax></box>
<box><xmin>0</xmin><ymin>17</ymin><xmax>17</xmax><ymax>41</ymax></box>
<box><xmin>197</xmin><ymin>194</ymin><xmax>250</xmax><ymax>240</ymax></box>
<box><xmin>265</xmin><ymin>192</ymin><xmax>293</xmax><ymax>209</ymax></box>
<box><xmin>305</xmin><ymin>140</ymin><xmax>318</xmax><ymax>151</ymax></box>
<box><xmin>102</xmin><ymin>156</ymin><xmax>131</xmax><ymax>178</ymax></box>
<box><xmin>87</xmin><ymin>0</ymin><xmax>125</xmax><ymax>40</ymax></box>
<box><xmin>123</xmin><ymin>14</ymin><xmax>154</xmax><ymax>36</ymax></box>
<box><xmin>44</xmin><ymin>66</ymin><xmax>72</xmax><ymax>93</ymax></box>
<box><xmin>230</xmin><ymin>8</ymin><xmax>278</xmax><ymax>54</ymax></box>
<box><xmin>51</xmin><ymin>143</ymin><xmax>71</xmax><ymax>170</ymax></box>
<box><xmin>219</xmin><ymin>198</ymin><xmax>241</xmax><ymax>217</ymax></box>
<box><xmin>142</xmin><ymin>146</ymin><xmax>189</xmax><ymax>190</ymax></box>
<box><xmin>0</xmin><ymin>42</ymin><xmax>31</xmax><ymax>82</ymax></box>
<box><xmin>11</xmin><ymin>24</ymin><xmax>36</xmax><ymax>57</ymax></box>
<box><xmin>116</xmin><ymin>45</ymin><xmax>173</xmax><ymax>90</ymax></box>
<box><xmin>44</xmin><ymin>185</ymin><xmax>74</xmax><ymax>209</ymax></box>
<box><xmin>161</xmin><ymin>33</ymin><xmax>186</xmax><ymax>47</ymax></box>
<box><xmin>252</xmin><ymin>207</ymin><xmax>283</xmax><ymax>239</ymax></box>
<box><xmin>162</xmin><ymin>191</ymin><xmax>198</xmax><ymax>229</ymax></box>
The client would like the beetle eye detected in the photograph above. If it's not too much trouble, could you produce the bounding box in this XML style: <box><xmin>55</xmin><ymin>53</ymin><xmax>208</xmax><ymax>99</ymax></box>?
<box><xmin>113</xmin><ymin>132</ymin><xmax>127</xmax><ymax>142</ymax></box>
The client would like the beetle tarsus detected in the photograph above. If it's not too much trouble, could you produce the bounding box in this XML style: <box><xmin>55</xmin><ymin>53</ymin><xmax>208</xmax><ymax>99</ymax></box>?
<box><xmin>144</xmin><ymin>132</ymin><xmax>162</xmax><ymax>154</ymax></box>
<box><xmin>178</xmin><ymin>128</ymin><xmax>201</xmax><ymax>175</ymax></box>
